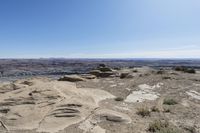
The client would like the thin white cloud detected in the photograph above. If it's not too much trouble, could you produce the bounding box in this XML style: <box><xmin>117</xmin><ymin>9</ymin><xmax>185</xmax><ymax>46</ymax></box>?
<box><xmin>66</xmin><ymin>47</ymin><xmax>200</xmax><ymax>58</ymax></box>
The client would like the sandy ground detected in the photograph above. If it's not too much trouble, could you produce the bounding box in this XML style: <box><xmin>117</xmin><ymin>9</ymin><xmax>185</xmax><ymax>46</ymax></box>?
<box><xmin>0</xmin><ymin>67</ymin><xmax>200</xmax><ymax>133</ymax></box>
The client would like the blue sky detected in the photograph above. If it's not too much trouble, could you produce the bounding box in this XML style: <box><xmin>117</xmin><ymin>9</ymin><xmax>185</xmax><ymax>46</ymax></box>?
<box><xmin>0</xmin><ymin>0</ymin><xmax>200</xmax><ymax>58</ymax></box>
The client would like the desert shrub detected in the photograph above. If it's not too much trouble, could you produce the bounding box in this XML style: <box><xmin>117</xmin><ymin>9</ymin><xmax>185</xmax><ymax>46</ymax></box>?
<box><xmin>98</xmin><ymin>67</ymin><xmax>112</xmax><ymax>72</ymax></box>
<box><xmin>129</xmin><ymin>66</ymin><xmax>134</xmax><ymax>69</ymax></box>
<box><xmin>21</xmin><ymin>81</ymin><xmax>34</xmax><ymax>86</ymax></box>
<box><xmin>156</xmin><ymin>70</ymin><xmax>165</xmax><ymax>74</ymax></box>
<box><xmin>151</xmin><ymin>106</ymin><xmax>160</xmax><ymax>112</ymax></box>
<box><xmin>133</xmin><ymin>69</ymin><xmax>138</xmax><ymax>73</ymax></box>
<box><xmin>136</xmin><ymin>107</ymin><xmax>151</xmax><ymax>117</ymax></box>
<box><xmin>174</xmin><ymin>66</ymin><xmax>196</xmax><ymax>74</ymax></box>
<box><xmin>174</xmin><ymin>66</ymin><xmax>185</xmax><ymax>71</ymax></box>
<box><xmin>120</xmin><ymin>73</ymin><xmax>129</xmax><ymax>79</ymax></box>
<box><xmin>148</xmin><ymin>120</ymin><xmax>169</xmax><ymax>132</ymax></box>
<box><xmin>184</xmin><ymin>126</ymin><xmax>196</xmax><ymax>133</ymax></box>
<box><xmin>0</xmin><ymin>108</ymin><xmax>10</xmax><ymax>113</ymax></box>
<box><xmin>113</xmin><ymin>67</ymin><xmax>121</xmax><ymax>70</ymax></box>
<box><xmin>148</xmin><ymin>120</ymin><xmax>181</xmax><ymax>133</ymax></box>
<box><xmin>98</xmin><ymin>64</ymin><xmax>106</xmax><ymax>67</ymax></box>
<box><xmin>114</xmin><ymin>97</ymin><xmax>124</xmax><ymax>101</ymax></box>
<box><xmin>163</xmin><ymin>99</ymin><xmax>177</xmax><ymax>105</ymax></box>
<box><xmin>156</xmin><ymin>127</ymin><xmax>181</xmax><ymax>133</ymax></box>
<box><xmin>163</xmin><ymin>108</ymin><xmax>171</xmax><ymax>113</ymax></box>
<box><xmin>162</xmin><ymin>76</ymin><xmax>172</xmax><ymax>80</ymax></box>
<box><xmin>186</xmin><ymin>69</ymin><xmax>196</xmax><ymax>74</ymax></box>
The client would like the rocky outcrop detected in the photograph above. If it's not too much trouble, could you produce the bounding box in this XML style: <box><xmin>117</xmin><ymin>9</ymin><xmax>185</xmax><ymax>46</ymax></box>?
<box><xmin>58</xmin><ymin>75</ymin><xmax>85</xmax><ymax>82</ymax></box>
<box><xmin>89</xmin><ymin>65</ymin><xmax>115</xmax><ymax>78</ymax></box>
<box><xmin>0</xmin><ymin>78</ymin><xmax>116</xmax><ymax>133</ymax></box>
<box><xmin>96</xmin><ymin>109</ymin><xmax>131</xmax><ymax>123</ymax></box>
<box><xmin>90</xmin><ymin>70</ymin><xmax>115</xmax><ymax>78</ymax></box>
<box><xmin>80</xmin><ymin>74</ymin><xmax>96</xmax><ymax>79</ymax></box>
<box><xmin>120</xmin><ymin>72</ymin><xmax>133</xmax><ymax>79</ymax></box>
<box><xmin>97</xmin><ymin>67</ymin><xmax>112</xmax><ymax>72</ymax></box>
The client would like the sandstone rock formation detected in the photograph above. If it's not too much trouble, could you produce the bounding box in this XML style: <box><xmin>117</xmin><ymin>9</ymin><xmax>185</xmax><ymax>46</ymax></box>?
<box><xmin>58</xmin><ymin>75</ymin><xmax>85</xmax><ymax>82</ymax></box>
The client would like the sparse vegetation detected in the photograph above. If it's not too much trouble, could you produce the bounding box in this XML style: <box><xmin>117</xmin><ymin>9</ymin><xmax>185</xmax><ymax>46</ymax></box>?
<box><xmin>163</xmin><ymin>99</ymin><xmax>178</xmax><ymax>105</ymax></box>
<box><xmin>0</xmin><ymin>108</ymin><xmax>10</xmax><ymax>113</ymax></box>
<box><xmin>184</xmin><ymin>126</ymin><xmax>196</xmax><ymax>133</ymax></box>
<box><xmin>21</xmin><ymin>81</ymin><xmax>34</xmax><ymax>86</ymax></box>
<box><xmin>0</xmin><ymin>60</ymin><xmax>200</xmax><ymax>133</ymax></box>
<box><xmin>114</xmin><ymin>97</ymin><xmax>124</xmax><ymax>101</ymax></box>
<box><xmin>0</xmin><ymin>70</ymin><xmax>4</xmax><ymax>76</ymax></box>
<box><xmin>120</xmin><ymin>73</ymin><xmax>129</xmax><ymax>79</ymax></box>
<box><xmin>113</xmin><ymin>67</ymin><xmax>121</xmax><ymax>70</ymax></box>
<box><xmin>133</xmin><ymin>69</ymin><xmax>138</xmax><ymax>73</ymax></box>
<box><xmin>148</xmin><ymin>120</ymin><xmax>181</xmax><ymax>133</ymax></box>
<box><xmin>151</xmin><ymin>106</ymin><xmax>160</xmax><ymax>112</ymax></box>
<box><xmin>128</xmin><ymin>66</ymin><xmax>134</xmax><ymax>69</ymax></box>
<box><xmin>136</xmin><ymin>107</ymin><xmax>151</xmax><ymax>117</ymax></box>
<box><xmin>186</xmin><ymin>69</ymin><xmax>196</xmax><ymax>74</ymax></box>
<box><xmin>163</xmin><ymin>108</ymin><xmax>171</xmax><ymax>113</ymax></box>
<box><xmin>148</xmin><ymin>120</ymin><xmax>169</xmax><ymax>132</ymax></box>
<box><xmin>98</xmin><ymin>64</ymin><xmax>106</xmax><ymax>67</ymax></box>
<box><xmin>97</xmin><ymin>67</ymin><xmax>112</xmax><ymax>72</ymax></box>
<box><xmin>156</xmin><ymin>70</ymin><xmax>165</xmax><ymax>74</ymax></box>
<box><xmin>174</xmin><ymin>66</ymin><xmax>185</xmax><ymax>71</ymax></box>
<box><xmin>174</xmin><ymin>66</ymin><xmax>196</xmax><ymax>74</ymax></box>
<box><xmin>162</xmin><ymin>76</ymin><xmax>172</xmax><ymax>80</ymax></box>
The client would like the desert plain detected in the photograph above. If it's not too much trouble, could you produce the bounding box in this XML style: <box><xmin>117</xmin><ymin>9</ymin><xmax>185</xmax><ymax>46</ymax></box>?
<box><xmin>0</xmin><ymin>59</ymin><xmax>199</xmax><ymax>133</ymax></box>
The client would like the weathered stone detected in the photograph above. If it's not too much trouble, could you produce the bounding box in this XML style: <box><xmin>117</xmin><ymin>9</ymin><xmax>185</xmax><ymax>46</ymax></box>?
<box><xmin>97</xmin><ymin>67</ymin><xmax>112</xmax><ymax>72</ymax></box>
<box><xmin>58</xmin><ymin>75</ymin><xmax>85</xmax><ymax>82</ymax></box>
<box><xmin>81</xmin><ymin>74</ymin><xmax>96</xmax><ymax>79</ymax></box>
<box><xmin>100</xmin><ymin>72</ymin><xmax>115</xmax><ymax>78</ymax></box>
<box><xmin>89</xmin><ymin>70</ymin><xmax>102</xmax><ymax>77</ymax></box>
<box><xmin>90</xmin><ymin>70</ymin><xmax>115</xmax><ymax>78</ymax></box>
<box><xmin>120</xmin><ymin>73</ymin><xmax>133</xmax><ymax>79</ymax></box>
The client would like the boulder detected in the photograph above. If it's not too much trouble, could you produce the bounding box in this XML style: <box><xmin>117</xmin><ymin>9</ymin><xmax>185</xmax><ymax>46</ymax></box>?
<box><xmin>90</xmin><ymin>65</ymin><xmax>115</xmax><ymax>78</ymax></box>
<box><xmin>90</xmin><ymin>70</ymin><xmax>115</xmax><ymax>78</ymax></box>
<box><xmin>120</xmin><ymin>72</ymin><xmax>133</xmax><ymax>79</ymax></box>
<box><xmin>58</xmin><ymin>75</ymin><xmax>85</xmax><ymax>82</ymax></box>
<box><xmin>89</xmin><ymin>70</ymin><xmax>102</xmax><ymax>77</ymax></box>
<box><xmin>97</xmin><ymin>67</ymin><xmax>112</xmax><ymax>72</ymax></box>
<box><xmin>96</xmin><ymin>64</ymin><xmax>113</xmax><ymax>72</ymax></box>
<box><xmin>96</xmin><ymin>109</ymin><xmax>131</xmax><ymax>123</ymax></box>
<box><xmin>80</xmin><ymin>74</ymin><xmax>96</xmax><ymax>79</ymax></box>
<box><xmin>99</xmin><ymin>72</ymin><xmax>115</xmax><ymax>78</ymax></box>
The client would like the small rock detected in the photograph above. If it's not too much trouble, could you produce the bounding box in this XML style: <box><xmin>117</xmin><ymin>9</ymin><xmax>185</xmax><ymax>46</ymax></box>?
<box><xmin>21</xmin><ymin>81</ymin><xmax>34</xmax><ymax>86</ymax></box>
<box><xmin>96</xmin><ymin>109</ymin><xmax>131</xmax><ymax>123</ymax></box>
<box><xmin>105</xmin><ymin>115</ymin><xmax>124</xmax><ymax>122</ymax></box>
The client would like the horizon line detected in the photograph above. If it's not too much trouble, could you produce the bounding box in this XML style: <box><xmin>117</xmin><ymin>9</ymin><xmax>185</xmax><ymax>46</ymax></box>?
<box><xmin>0</xmin><ymin>57</ymin><xmax>200</xmax><ymax>60</ymax></box>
